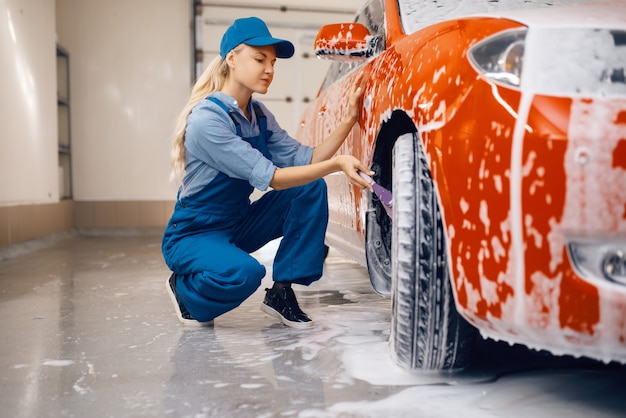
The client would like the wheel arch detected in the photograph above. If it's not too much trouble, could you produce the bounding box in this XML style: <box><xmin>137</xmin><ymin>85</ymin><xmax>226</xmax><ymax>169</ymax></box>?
<box><xmin>365</xmin><ymin>109</ymin><xmax>418</xmax><ymax>295</ymax></box>
<box><xmin>370</xmin><ymin>110</ymin><xmax>418</xmax><ymax>190</ymax></box>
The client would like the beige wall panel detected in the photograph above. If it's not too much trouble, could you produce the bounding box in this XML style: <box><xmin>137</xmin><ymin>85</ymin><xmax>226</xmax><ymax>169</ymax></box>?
<box><xmin>0</xmin><ymin>201</ymin><xmax>73</xmax><ymax>248</ymax></box>
<box><xmin>73</xmin><ymin>200</ymin><xmax>173</xmax><ymax>231</ymax></box>
<box><xmin>93</xmin><ymin>201</ymin><xmax>118</xmax><ymax>228</ymax></box>
<box><xmin>138</xmin><ymin>201</ymin><xmax>170</xmax><ymax>228</ymax></box>
<box><xmin>115</xmin><ymin>201</ymin><xmax>141</xmax><ymax>228</ymax></box>
<box><xmin>74</xmin><ymin>201</ymin><xmax>95</xmax><ymax>229</ymax></box>
<box><xmin>0</xmin><ymin>208</ymin><xmax>9</xmax><ymax>247</ymax></box>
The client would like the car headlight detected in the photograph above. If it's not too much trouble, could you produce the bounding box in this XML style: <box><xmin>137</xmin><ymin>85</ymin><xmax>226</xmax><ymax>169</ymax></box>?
<box><xmin>468</xmin><ymin>29</ymin><xmax>527</xmax><ymax>87</ymax></box>
<box><xmin>568</xmin><ymin>240</ymin><xmax>626</xmax><ymax>286</ymax></box>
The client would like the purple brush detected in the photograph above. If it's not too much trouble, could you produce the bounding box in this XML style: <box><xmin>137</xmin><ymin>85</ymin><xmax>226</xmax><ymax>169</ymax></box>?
<box><xmin>359</xmin><ymin>171</ymin><xmax>393</xmax><ymax>219</ymax></box>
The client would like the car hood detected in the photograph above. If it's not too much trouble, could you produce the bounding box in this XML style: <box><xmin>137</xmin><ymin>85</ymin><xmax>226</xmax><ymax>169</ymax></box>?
<box><xmin>399</xmin><ymin>0</ymin><xmax>626</xmax><ymax>34</ymax></box>
<box><xmin>476</xmin><ymin>1</ymin><xmax>626</xmax><ymax>29</ymax></box>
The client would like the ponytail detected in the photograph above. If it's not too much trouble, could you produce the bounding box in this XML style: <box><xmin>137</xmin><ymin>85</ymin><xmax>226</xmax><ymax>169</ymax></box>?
<box><xmin>170</xmin><ymin>49</ymin><xmax>237</xmax><ymax>182</ymax></box>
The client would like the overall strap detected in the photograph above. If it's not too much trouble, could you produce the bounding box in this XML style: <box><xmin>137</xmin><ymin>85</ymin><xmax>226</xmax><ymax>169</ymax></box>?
<box><xmin>252</xmin><ymin>102</ymin><xmax>267</xmax><ymax>138</ymax></box>
<box><xmin>207</xmin><ymin>96</ymin><xmax>268</xmax><ymax>139</ymax></box>
<box><xmin>207</xmin><ymin>96</ymin><xmax>242</xmax><ymax>137</ymax></box>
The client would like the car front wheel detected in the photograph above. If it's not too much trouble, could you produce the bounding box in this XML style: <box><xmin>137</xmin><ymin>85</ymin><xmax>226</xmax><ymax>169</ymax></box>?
<box><xmin>389</xmin><ymin>132</ymin><xmax>475</xmax><ymax>371</ymax></box>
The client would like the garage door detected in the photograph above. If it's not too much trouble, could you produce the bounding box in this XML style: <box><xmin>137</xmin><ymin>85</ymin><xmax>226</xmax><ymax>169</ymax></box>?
<box><xmin>194</xmin><ymin>2</ymin><xmax>356</xmax><ymax>136</ymax></box>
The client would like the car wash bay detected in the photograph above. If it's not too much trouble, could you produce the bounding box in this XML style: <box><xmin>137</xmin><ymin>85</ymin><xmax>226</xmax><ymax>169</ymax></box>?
<box><xmin>2</xmin><ymin>0</ymin><xmax>626</xmax><ymax>416</ymax></box>
<box><xmin>1</xmin><ymin>234</ymin><xmax>625</xmax><ymax>418</ymax></box>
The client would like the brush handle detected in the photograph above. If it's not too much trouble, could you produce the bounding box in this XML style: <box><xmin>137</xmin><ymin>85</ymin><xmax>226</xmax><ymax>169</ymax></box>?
<box><xmin>358</xmin><ymin>171</ymin><xmax>375</xmax><ymax>185</ymax></box>
<box><xmin>358</xmin><ymin>171</ymin><xmax>393</xmax><ymax>206</ymax></box>
<box><xmin>358</xmin><ymin>171</ymin><xmax>393</xmax><ymax>219</ymax></box>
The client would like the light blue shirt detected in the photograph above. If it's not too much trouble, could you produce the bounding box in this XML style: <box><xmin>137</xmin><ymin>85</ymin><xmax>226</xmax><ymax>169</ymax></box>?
<box><xmin>180</xmin><ymin>92</ymin><xmax>314</xmax><ymax>199</ymax></box>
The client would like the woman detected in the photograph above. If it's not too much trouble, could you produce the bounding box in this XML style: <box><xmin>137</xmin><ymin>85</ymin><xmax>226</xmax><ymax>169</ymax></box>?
<box><xmin>162</xmin><ymin>16</ymin><xmax>372</xmax><ymax>328</ymax></box>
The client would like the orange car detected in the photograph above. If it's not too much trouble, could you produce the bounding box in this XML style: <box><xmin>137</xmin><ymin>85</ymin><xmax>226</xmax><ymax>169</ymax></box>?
<box><xmin>296</xmin><ymin>0</ymin><xmax>626</xmax><ymax>371</ymax></box>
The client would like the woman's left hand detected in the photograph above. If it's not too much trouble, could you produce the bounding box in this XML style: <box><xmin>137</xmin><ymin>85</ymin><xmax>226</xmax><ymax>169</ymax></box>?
<box><xmin>345</xmin><ymin>71</ymin><xmax>368</xmax><ymax>123</ymax></box>
<box><xmin>310</xmin><ymin>69</ymin><xmax>370</xmax><ymax>165</ymax></box>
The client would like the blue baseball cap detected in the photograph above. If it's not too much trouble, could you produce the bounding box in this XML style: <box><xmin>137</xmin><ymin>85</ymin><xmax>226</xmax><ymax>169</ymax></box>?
<box><xmin>220</xmin><ymin>17</ymin><xmax>295</xmax><ymax>59</ymax></box>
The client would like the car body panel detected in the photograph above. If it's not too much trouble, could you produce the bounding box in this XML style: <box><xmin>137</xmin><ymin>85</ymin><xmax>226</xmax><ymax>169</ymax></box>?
<box><xmin>296</xmin><ymin>0</ymin><xmax>626</xmax><ymax>363</ymax></box>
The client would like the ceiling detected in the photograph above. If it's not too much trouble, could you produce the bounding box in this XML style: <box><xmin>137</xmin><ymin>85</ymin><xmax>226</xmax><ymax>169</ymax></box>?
<box><xmin>198</xmin><ymin>0</ymin><xmax>365</xmax><ymax>14</ymax></box>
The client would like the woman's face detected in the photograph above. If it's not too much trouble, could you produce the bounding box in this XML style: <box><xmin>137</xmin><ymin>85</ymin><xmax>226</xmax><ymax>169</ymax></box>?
<box><xmin>229</xmin><ymin>44</ymin><xmax>277</xmax><ymax>94</ymax></box>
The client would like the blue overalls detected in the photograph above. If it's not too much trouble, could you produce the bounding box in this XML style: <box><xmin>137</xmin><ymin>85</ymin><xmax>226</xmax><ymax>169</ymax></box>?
<box><xmin>162</xmin><ymin>96</ymin><xmax>328</xmax><ymax>322</ymax></box>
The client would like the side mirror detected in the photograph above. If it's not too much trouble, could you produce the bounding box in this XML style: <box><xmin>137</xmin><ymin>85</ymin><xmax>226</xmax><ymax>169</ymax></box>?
<box><xmin>314</xmin><ymin>23</ymin><xmax>379</xmax><ymax>62</ymax></box>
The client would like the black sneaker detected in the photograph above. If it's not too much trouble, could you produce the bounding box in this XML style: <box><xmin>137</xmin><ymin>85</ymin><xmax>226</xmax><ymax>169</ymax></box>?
<box><xmin>261</xmin><ymin>286</ymin><xmax>313</xmax><ymax>328</ymax></box>
<box><xmin>166</xmin><ymin>273</ymin><xmax>213</xmax><ymax>327</ymax></box>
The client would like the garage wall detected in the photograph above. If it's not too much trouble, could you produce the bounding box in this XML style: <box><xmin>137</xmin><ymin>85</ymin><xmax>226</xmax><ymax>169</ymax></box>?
<box><xmin>55</xmin><ymin>0</ymin><xmax>190</xmax><ymax>202</ymax></box>
<box><xmin>0</xmin><ymin>0</ymin><xmax>57</xmax><ymax>206</ymax></box>
<box><xmin>0</xmin><ymin>0</ymin><xmax>71</xmax><ymax>247</ymax></box>
<box><xmin>0</xmin><ymin>0</ymin><xmax>363</xmax><ymax>248</ymax></box>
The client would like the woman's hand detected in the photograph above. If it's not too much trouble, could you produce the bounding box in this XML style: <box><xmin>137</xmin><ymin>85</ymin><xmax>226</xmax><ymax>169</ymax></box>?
<box><xmin>310</xmin><ymin>68</ymin><xmax>370</xmax><ymax>165</ymax></box>
<box><xmin>270</xmin><ymin>155</ymin><xmax>373</xmax><ymax>190</ymax></box>
<box><xmin>345</xmin><ymin>67</ymin><xmax>371</xmax><ymax>123</ymax></box>
<box><xmin>334</xmin><ymin>155</ymin><xmax>373</xmax><ymax>190</ymax></box>
<box><xmin>345</xmin><ymin>85</ymin><xmax>364</xmax><ymax>124</ymax></box>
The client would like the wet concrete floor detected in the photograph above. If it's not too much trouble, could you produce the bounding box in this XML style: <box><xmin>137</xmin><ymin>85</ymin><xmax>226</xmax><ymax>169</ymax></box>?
<box><xmin>1</xmin><ymin>234</ymin><xmax>625</xmax><ymax>418</ymax></box>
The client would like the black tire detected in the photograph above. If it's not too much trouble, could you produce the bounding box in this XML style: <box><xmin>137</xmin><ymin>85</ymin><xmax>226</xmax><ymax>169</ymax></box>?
<box><xmin>389</xmin><ymin>133</ymin><xmax>475</xmax><ymax>371</ymax></box>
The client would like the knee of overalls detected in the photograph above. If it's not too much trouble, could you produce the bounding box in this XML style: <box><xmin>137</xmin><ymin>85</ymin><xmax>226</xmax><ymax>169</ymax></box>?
<box><xmin>190</xmin><ymin>256</ymin><xmax>266</xmax><ymax>308</ymax></box>
<box><xmin>178</xmin><ymin>256</ymin><xmax>266</xmax><ymax>321</ymax></box>
<box><xmin>238</xmin><ymin>258</ymin><xmax>267</xmax><ymax>295</ymax></box>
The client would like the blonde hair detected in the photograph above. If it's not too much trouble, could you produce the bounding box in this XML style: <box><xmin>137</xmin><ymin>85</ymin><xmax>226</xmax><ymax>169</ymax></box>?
<box><xmin>170</xmin><ymin>47</ymin><xmax>241</xmax><ymax>182</ymax></box>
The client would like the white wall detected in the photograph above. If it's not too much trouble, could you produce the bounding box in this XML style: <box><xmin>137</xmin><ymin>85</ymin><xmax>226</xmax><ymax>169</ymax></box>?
<box><xmin>0</xmin><ymin>0</ymin><xmax>58</xmax><ymax>205</ymax></box>
<box><xmin>0</xmin><ymin>0</ymin><xmax>364</xmax><ymax>207</ymax></box>
<box><xmin>55</xmin><ymin>0</ymin><xmax>190</xmax><ymax>201</ymax></box>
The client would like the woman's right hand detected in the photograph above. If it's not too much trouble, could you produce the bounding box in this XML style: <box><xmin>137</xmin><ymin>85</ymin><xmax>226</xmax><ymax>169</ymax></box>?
<box><xmin>334</xmin><ymin>155</ymin><xmax>373</xmax><ymax>190</ymax></box>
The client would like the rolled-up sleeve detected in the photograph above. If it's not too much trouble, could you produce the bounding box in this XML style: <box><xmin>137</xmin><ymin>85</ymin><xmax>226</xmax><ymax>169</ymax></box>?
<box><xmin>248</xmin><ymin>157</ymin><xmax>276</xmax><ymax>191</ymax></box>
